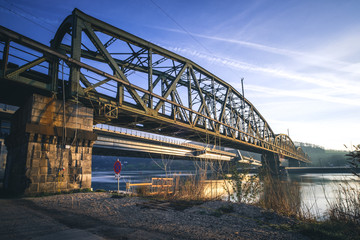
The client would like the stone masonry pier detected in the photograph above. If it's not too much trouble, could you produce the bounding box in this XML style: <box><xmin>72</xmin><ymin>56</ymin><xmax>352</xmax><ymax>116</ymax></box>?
<box><xmin>4</xmin><ymin>94</ymin><xmax>96</xmax><ymax>195</ymax></box>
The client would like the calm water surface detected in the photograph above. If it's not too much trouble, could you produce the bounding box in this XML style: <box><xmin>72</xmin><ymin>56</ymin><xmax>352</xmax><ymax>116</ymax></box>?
<box><xmin>92</xmin><ymin>170</ymin><xmax>194</xmax><ymax>191</ymax></box>
<box><xmin>289</xmin><ymin>173</ymin><xmax>359</xmax><ymax>218</ymax></box>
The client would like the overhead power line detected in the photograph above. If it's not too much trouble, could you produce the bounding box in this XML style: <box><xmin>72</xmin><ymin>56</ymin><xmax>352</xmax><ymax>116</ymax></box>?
<box><xmin>0</xmin><ymin>4</ymin><xmax>55</xmax><ymax>33</ymax></box>
<box><xmin>150</xmin><ymin>0</ymin><xmax>214</xmax><ymax>55</ymax></box>
<box><xmin>149</xmin><ymin>0</ymin><xmax>245</xmax><ymax>85</ymax></box>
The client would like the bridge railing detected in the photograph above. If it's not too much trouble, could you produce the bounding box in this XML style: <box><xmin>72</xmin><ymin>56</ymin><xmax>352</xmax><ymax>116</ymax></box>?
<box><xmin>0</xmin><ymin>35</ymin><xmax>53</xmax><ymax>91</ymax></box>
<box><xmin>94</xmin><ymin>124</ymin><xmax>188</xmax><ymax>145</ymax></box>
<box><xmin>94</xmin><ymin>124</ymin><xmax>211</xmax><ymax>151</ymax></box>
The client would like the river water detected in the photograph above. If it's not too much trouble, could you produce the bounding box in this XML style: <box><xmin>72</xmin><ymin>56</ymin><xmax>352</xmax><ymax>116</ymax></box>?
<box><xmin>288</xmin><ymin>173</ymin><xmax>359</xmax><ymax>218</ymax></box>
<box><xmin>91</xmin><ymin>170</ymin><xmax>359</xmax><ymax>219</ymax></box>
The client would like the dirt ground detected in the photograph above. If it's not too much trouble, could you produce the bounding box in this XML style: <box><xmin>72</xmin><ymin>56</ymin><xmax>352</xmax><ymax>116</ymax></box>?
<box><xmin>0</xmin><ymin>192</ymin><xmax>310</xmax><ymax>240</ymax></box>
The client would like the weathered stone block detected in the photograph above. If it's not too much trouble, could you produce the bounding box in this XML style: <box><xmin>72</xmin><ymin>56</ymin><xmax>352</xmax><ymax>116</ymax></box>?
<box><xmin>47</xmin><ymin>152</ymin><xmax>56</xmax><ymax>161</ymax></box>
<box><xmin>83</xmin><ymin>154</ymin><xmax>92</xmax><ymax>161</ymax></box>
<box><xmin>38</xmin><ymin>183</ymin><xmax>46</xmax><ymax>192</ymax></box>
<box><xmin>39</xmin><ymin>158</ymin><xmax>47</xmax><ymax>167</ymax></box>
<box><xmin>29</xmin><ymin>174</ymin><xmax>40</xmax><ymax>183</ymax></box>
<box><xmin>58</xmin><ymin>182</ymin><xmax>68</xmax><ymax>190</ymax></box>
<box><xmin>81</xmin><ymin>174</ymin><xmax>92</xmax><ymax>188</ymax></box>
<box><xmin>45</xmin><ymin>182</ymin><xmax>56</xmax><ymax>192</ymax></box>
<box><xmin>31</xmin><ymin>158</ymin><xmax>40</xmax><ymax>167</ymax></box>
<box><xmin>30</xmin><ymin>167</ymin><xmax>40</xmax><ymax>175</ymax></box>
<box><xmin>33</xmin><ymin>143</ymin><xmax>42</xmax><ymax>152</ymax></box>
<box><xmin>39</xmin><ymin>174</ymin><xmax>46</xmax><ymax>183</ymax></box>
<box><xmin>27</xmin><ymin>183</ymin><xmax>39</xmax><ymax>193</ymax></box>
<box><xmin>40</xmin><ymin>167</ymin><xmax>48</xmax><ymax>175</ymax></box>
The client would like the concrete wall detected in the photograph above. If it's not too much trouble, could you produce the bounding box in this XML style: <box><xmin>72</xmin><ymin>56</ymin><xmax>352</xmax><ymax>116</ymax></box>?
<box><xmin>0</xmin><ymin>107</ymin><xmax>13</xmax><ymax>187</ymax></box>
<box><xmin>4</xmin><ymin>94</ymin><xmax>96</xmax><ymax>195</ymax></box>
<box><xmin>0</xmin><ymin>138</ymin><xmax>7</xmax><ymax>188</ymax></box>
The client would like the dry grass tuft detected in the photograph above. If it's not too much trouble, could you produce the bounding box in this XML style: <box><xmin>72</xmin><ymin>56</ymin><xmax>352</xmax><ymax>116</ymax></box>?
<box><xmin>327</xmin><ymin>181</ymin><xmax>360</xmax><ymax>225</ymax></box>
<box><xmin>258</xmin><ymin>174</ymin><xmax>302</xmax><ymax>218</ymax></box>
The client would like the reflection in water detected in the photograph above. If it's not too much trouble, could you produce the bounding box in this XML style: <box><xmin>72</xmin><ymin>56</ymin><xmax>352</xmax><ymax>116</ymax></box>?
<box><xmin>289</xmin><ymin>173</ymin><xmax>359</xmax><ymax>218</ymax></box>
<box><xmin>91</xmin><ymin>170</ymin><xmax>195</xmax><ymax>191</ymax></box>
<box><xmin>92</xmin><ymin>170</ymin><xmax>359</xmax><ymax>218</ymax></box>
<box><xmin>201</xmin><ymin>180</ymin><xmax>232</xmax><ymax>199</ymax></box>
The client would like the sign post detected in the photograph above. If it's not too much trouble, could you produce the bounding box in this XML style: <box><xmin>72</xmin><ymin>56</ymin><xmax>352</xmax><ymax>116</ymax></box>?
<box><xmin>114</xmin><ymin>159</ymin><xmax>122</xmax><ymax>193</ymax></box>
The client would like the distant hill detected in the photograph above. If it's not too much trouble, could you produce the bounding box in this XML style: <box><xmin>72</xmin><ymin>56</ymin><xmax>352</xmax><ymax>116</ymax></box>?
<box><xmin>294</xmin><ymin>142</ymin><xmax>348</xmax><ymax>167</ymax></box>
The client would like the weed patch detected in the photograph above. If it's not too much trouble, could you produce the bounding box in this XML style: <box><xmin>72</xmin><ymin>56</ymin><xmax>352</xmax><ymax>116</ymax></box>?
<box><xmin>210</xmin><ymin>204</ymin><xmax>235</xmax><ymax>217</ymax></box>
<box><xmin>168</xmin><ymin>200</ymin><xmax>205</xmax><ymax>211</ymax></box>
<box><xmin>95</xmin><ymin>189</ymin><xmax>107</xmax><ymax>192</ymax></box>
<box><xmin>297</xmin><ymin>220</ymin><xmax>360</xmax><ymax>240</ymax></box>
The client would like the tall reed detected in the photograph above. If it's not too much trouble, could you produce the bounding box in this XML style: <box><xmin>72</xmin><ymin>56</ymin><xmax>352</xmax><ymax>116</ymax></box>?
<box><xmin>258</xmin><ymin>174</ymin><xmax>302</xmax><ymax>217</ymax></box>
<box><xmin>223</xmin><ymin>162</ymin><xmax>261</xmax><ymax>204</ymax></box>
<box><xmin>171</xmin><ymin>160</ymin><xmax>224</xmax><ymax>201</ymax></box>
<box><xmin>327</xmin><ymin>181</ymin><xmax>360</xmax><ymax>224</ymax></box>
<box><xmin>327</xmin><ymin>145</ymin><xmax>360</xmax><ymax>225</ymax></box>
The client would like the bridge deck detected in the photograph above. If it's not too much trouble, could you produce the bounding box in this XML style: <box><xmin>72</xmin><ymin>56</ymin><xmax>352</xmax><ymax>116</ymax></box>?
<box><xmin>94</xmin><ymin>127</ymin><xmax>237</xmax><ymax>161</ymax></box>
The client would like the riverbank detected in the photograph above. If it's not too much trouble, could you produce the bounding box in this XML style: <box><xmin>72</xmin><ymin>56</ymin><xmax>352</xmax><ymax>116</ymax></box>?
<box><xmin>0</xmin><ymin>192</ymin><xmax>310</xmax><ymax>240</ymax></box>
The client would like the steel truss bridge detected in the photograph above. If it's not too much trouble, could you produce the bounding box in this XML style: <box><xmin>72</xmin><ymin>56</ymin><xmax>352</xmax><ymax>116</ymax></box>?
<box><xmin>0</xmin><ymin>9</ymin><xmax>309</xmax><ymax>164</ymax></box>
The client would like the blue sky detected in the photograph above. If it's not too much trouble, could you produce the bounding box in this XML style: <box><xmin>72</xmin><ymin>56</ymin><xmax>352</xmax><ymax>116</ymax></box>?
<box><xmin>1</xmin><ymin>0</ymin><xmax>359</xmax><ymax>150</ymax></box>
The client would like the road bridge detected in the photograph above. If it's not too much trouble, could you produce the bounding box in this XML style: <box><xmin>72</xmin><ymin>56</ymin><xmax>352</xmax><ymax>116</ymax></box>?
<box><xmin>93</xmin><ymin>127</ymin><xmax>261</xmax><ymax>165</ymax></box>
<box><xmin>0</xmin><ymin>9</ymin><xmax>309</xmax><ymax>195</ymax></box>
<box><xmin>94</xmin><ymin>127</ymin><xmax>236</xmax><ymax>161</ymax></box>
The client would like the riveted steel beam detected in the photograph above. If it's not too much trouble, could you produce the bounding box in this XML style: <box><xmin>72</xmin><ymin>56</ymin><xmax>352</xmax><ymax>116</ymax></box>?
<box><xmin>154</xmin><ymin>63</ymin><xmax>187</xmax><ymax>112</ymax></box>
<box><xmin>1</xmin><ymin>38</ymin><xmax>10</xmax><ymax>77</ymax></box>
<box><xmin>6</xmin><ymin>57</ymin><xmax>46</xmax><ymax>79</ymax></box>
<box><xmin>82</xmin><ymin>22</ymin><xmax>147</xmax><ymax>110</ymax></box>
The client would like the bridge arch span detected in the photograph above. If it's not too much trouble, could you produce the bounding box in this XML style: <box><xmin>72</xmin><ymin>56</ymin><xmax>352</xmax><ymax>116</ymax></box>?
<box><xmin>50</xmin><ymin>8</ymin><xmax>308</xmax><ymax>163</ymax></box>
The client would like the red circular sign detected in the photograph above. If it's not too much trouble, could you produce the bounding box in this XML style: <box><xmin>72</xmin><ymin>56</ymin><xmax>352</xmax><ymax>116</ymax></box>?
<box><xmin>114</xmin><ymin>160</ymin><xmax>122</xmax><ymax>174</ymax></box>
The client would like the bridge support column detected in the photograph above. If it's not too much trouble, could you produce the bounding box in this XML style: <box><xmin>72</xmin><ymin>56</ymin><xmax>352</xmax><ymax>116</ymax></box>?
<box><xmin>4</xmin><ymin>94</ymin><xmax>96</xmax><ymax>195</ymax></box>
<box><xmin>260</xmin><ymin>152</ymin><xmax>281</xmax><ymax>176</ymax></box>
<box><xmin>288</xmin><ymin>159</ymin><xmax>300</xmax><ymax>167</ymax></box>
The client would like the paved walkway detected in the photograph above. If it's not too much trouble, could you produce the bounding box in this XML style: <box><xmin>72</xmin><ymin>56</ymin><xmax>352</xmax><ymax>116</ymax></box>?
<box><xmin>0</xmin><ymin>199</ymin><xmax>104</xmax><ymax>240</ymax></box>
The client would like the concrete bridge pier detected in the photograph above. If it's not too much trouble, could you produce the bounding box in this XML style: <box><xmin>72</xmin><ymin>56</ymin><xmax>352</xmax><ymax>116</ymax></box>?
<box><xmin>4</xmin><ymin>94</ymin><xmax>96</xmax><ymax>195</ymax></box>
<box><xmin>260</xmin><ymin>152</ymin><xmax>281</xmax><ymax>176</ymax></box>
<box><xmin>288</xmin><ymin>159</ymin><xmax>300</xmax><ymax>167</ymax></box>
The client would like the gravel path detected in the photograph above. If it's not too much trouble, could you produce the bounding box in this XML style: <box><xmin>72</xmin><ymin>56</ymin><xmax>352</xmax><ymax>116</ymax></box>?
<box><xmin>0</xmin><ymin>192</ymin><xmax>310</xmax><ymax>239</ymax></box>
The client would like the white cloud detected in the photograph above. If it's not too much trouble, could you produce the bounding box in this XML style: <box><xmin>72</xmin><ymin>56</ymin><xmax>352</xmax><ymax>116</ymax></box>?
<box><xmin>165</xmin><ymin>45</ymin><xmax>360</xmax><ymax>150</ymax></box>
<box><xmin>166</xmin><ymin>46</ymin><xmax>360</xmax><ymax>97</ymax></box>
<box><xmin>244</xmin><ymin>84</ymin><xmax>360</xmax><ymax>107</ymax></box>
<box><xmin>156</xmin><ymin>26</ymin><xmax>360</xmax><ymax>76</ymax></box>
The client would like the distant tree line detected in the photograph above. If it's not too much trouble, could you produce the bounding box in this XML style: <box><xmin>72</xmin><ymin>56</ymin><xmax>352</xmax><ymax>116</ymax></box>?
<box><xmin>294</xmin><ymin>142</ymin><xmax>348</xmax><ymax>167</ymax></box>
<box><xmin>346</xmin><ymin>145</ymin><xmax>360</xmax><ymax>177</ymax></box>
<box><xmin>294</xmin><ymin>141</ymin><xmax>325</xmax><ymax>150</ymax></box>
